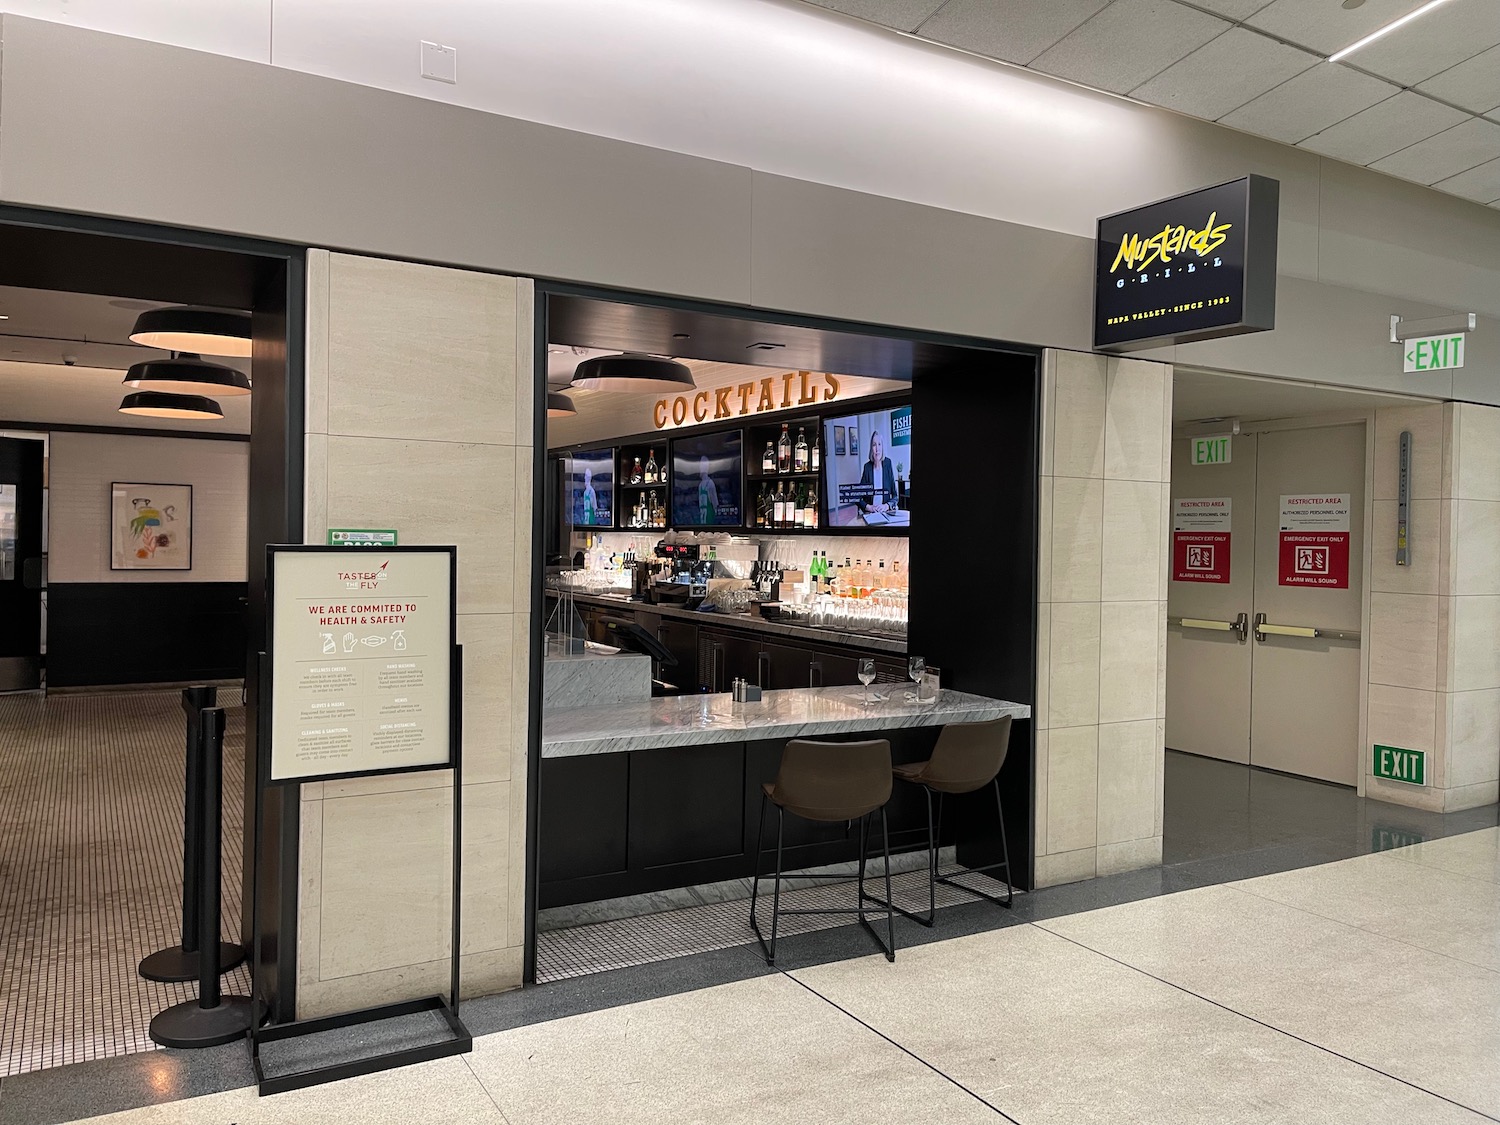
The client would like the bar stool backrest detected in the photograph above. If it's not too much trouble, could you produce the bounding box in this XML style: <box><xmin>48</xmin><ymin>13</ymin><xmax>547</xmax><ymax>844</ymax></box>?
<box><xmin>771</xmin><ymin>738</ymin><xmax>893</xmax><ymax>822</ymax></box>
<box><xmin>919</xmin><ymin>717</ymin><xmax>1013</xmax><ymax>794</ymax></box>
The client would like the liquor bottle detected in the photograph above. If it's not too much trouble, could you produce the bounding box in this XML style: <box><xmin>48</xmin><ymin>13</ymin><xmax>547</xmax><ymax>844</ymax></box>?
<box><xmin>807</xmin><ymin>484</ymin><xmax>818</xmax><ymax>528</ymax></box>
<box><xmin>777</xmin><ymin>423</ymin><xmax>792</xmax><ymax>474</ymax></box>
<box><xmin>810</xmin><ymin>432</ymin><xmax>821</xmax><ymax>472</ymax></box>
<box><xmin>644</xmin><ymin>449</ymin><xmax>658</xmax><ymax>484</ymax></box>
<box><xmin>754</xmin><ymin>484</ymin><xmax>766</xmax><ymax>529</ymax></box>
<box><xmin>631</xmin><ymin>456</ymin><xmax>643</xmax><ymax>485</ymax></box>
<box><xmin>793</xmin><ymin>428</ymin><xmax>809</xmax><ymax>473</ymax></box>
<box><xmin>762</xmin><ymin>484</ymin><xmax>774</xmax><ymax>529</ymax></box>
<box><xmin>876</xmin><ymin>560</ymin><xmax>888</xmax><ymax>589</ymax></box>
<box><xmin>762</xmin><ymin>441</ymin><xmax>776</xmax><ymax>474</ymax></box>
<box><xmin>792</xmin><ymin>484</ymin><xmax>805</xmax><ymax>528</ymax></box>
<box><xmin>773</xmin><ymin>482</ymin><xmax>786</xmax><ymax>527</ymax></box>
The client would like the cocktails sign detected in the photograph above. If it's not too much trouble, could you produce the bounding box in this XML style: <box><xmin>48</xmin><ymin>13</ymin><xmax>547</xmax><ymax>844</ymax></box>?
<box><xmin>1095</xmin><ymin>176</ymin><xmax>1279</xmax><ymax>351</ymax></box>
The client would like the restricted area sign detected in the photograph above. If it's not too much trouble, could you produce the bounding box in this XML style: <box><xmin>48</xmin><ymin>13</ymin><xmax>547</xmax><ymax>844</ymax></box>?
<box><xmin>1172</xmin><ymin>497</ymin><xmax>1231</xmax><ymax>583</ymax></box>
<box><xmin>1278</xmin><ymin>494</ymin><xmax>1350</xmax><ymax>588</ymax></box>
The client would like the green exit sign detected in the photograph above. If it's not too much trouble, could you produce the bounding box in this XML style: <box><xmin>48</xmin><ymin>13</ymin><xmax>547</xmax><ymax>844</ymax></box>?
<box><xmin>1373</xmin><ymin>744</ymin><xmax>1425</xmax><ymax>786</ymax></box>
<box><xmin>1191</xmin><ymin>435</ymin><xmax>1232</xmax><ymax>466</ymax></box>
<box><xmin>1403</xmin><ymin>334</ymin><xmax>1465</xmax><ymax>373</ymax></box>
<box><xmin>327</xmin><ymin>528</ymin><xmax>398</xmax><ymax>547</ymax></box>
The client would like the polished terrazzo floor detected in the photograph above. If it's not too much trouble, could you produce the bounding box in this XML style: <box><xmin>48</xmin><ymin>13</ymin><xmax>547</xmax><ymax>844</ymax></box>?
<box><xmin>11</xmin><ymin>826</ymin><xmax>1499</xmax><ymax>1125</ymax></box>
<box><xmin>0</xmin><ymin>691</ymin><xmax>249</xmax><ymax>1077</ymax></box>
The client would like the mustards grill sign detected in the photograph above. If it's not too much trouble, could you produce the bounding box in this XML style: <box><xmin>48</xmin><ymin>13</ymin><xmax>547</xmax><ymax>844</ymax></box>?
<box><xmin>1094</xmin><ymin>175</ymin><xmax>1280</xmax><ymax>351</ymax></box>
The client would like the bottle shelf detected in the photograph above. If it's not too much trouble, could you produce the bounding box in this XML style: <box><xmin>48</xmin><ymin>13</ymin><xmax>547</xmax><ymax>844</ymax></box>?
<box><xmin>619</xmin><ymin>481</ymin><xmax>666</xmax><ymax>490</ymax></box>
<box><xmin>747</xmin><ymin>471</ymin><xmax>821</xmax><ymax>481</ymax></box>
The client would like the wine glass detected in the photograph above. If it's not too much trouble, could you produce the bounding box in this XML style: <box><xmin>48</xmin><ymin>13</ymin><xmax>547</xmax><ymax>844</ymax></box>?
<box><xmin>908</xmin><ymin>655</ymin><xmax>925</xmax><ymax>702</ymax></box>
<box><xmin>857</xmin><ymin>658</ymin><xmax>876</xmax><ymax>705</ymax></box>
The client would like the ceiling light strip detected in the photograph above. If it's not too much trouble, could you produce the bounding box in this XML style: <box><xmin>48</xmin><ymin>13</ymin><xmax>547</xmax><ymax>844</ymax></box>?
<box><xmin>1327</xmin><ymin>0</ymin><xmax>1455</xmax><ymax>63</ymax></box>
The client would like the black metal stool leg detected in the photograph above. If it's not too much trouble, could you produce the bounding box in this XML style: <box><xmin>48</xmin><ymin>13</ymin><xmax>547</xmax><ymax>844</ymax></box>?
<box><xmin>995</xmin><ymin>777</ymin><xmax>1014</xmax><ymax>907</ymax></box>
<box><xmin>879</xmin><ymin>807</ymin><xmax>895</xmax><ymax>960</ymax></box>
<box><xmin>934</xmin><ymin>778</ymin><xmax>1015</xmax><ymax>908</ymax></box>
<box><xmin>924</xmin><ymin>786</ymin><xmax>937</xmax><ymax>925</ymax></box>
<box><xmin>768</xmin><ymin>807</ymin><xmax>785</xmax><ymax>964</ymax></box>
<box><xmin>856</xmin><ymin>813</ymin><xmax>869</xmax><ymax>925</ymax></box>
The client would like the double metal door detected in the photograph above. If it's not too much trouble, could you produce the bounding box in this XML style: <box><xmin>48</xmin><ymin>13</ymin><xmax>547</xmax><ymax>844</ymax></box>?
<box><xmin>1166</xmin><ymin>424</ymin><xmax>1364</xmax><ymax>785</ymax></box>
<box><xmin>0</xmin><ymin>437</ymin><xmax>45</xmax><ymax>692</ymax></box>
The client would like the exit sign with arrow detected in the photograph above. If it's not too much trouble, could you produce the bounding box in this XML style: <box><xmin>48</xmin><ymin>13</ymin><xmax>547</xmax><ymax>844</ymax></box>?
<box><xmin>1404</xmin><ymin>334</ymin><xmax>1465</xmax><ymax>373</ymax></box>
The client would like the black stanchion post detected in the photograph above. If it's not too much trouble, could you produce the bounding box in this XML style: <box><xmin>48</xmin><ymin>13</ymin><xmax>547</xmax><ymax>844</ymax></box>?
<box><xmin>149</xmin><ymin>707</ymin><xmax>253</xmax><ymax>1048</ymax></box>
<box><xmin>140</xmin><ymin>687</ymin><xmax>244</xmax><ymax>982</ymax></box>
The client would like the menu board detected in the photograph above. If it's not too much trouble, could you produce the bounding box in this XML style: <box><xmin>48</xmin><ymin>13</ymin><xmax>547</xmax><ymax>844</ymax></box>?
<box><xmin>269</xmin><ymin>548</ymin><xmax>453</xmax><ymax>782</ymax></box>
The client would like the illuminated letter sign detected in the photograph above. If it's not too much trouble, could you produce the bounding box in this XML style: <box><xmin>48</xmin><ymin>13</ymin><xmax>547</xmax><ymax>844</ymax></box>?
<box><xmin>1095</xmin><ymin>176</ymin><xmax>1279</xmax><ymax>351</ymax></box>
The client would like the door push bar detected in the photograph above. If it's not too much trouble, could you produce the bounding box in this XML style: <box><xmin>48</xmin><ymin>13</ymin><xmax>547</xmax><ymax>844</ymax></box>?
<box><xmin>1253</xmin><ymin>612</ymin><xmax>1361</xmax><ymax>643</ymax></box>
<box><xmin>1170</xmin><ymin>613</ymin><xmax>1249</xmax><ymax>642</ymax></box>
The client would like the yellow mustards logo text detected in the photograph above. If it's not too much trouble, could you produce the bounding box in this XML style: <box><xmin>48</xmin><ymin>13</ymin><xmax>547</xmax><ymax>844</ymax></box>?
<box><xmin>1110</xmin><ymin>211</ymin><xmax>1233</xmax><ymax>274</ymax></box>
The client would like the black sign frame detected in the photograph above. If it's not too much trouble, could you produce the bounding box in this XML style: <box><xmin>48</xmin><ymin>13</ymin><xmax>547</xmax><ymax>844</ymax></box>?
<box><xmin>1094</xmin><ymin>175</ymin><xmax>1279</xmax><ymax>352</ymax></box>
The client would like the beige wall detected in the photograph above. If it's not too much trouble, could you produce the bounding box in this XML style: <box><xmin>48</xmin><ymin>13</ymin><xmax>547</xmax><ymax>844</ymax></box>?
<box><xmin>47</xmin><ymin>431</ymin><xmax>248</xmax><ymax>583</ymax></box>
<box><xmin>1367</xmin><ymin>402</ymin><xmax>1500</xmax><ymax>813</ymax></box>
<box><xmin>2</xmin><ymin>16</ymin><xmax>1498</xmax><ymax>405</ymax></box>
<box><xmin>1034</xmin><ymin>350</ymin><xmax>1172</xmax><ymax>887</ymax></box>
<box><xmin>298</xmin><ymin>251</ymin><xmax>533</xmax><ymax>1016</ymax></box>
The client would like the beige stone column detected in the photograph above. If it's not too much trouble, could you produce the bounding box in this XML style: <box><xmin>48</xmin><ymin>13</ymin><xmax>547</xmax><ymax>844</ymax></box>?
<box><xmin>1034</xmin><ymin>349</ymin><xmax>1172</xmax><ymax>887</ymax></box>
<box><xmin>297</xmin><ymin>250</ymin><xmax>534</xmax><ymax>1016</ymax></box>
<box><xmin>1368</xmin><ymin>402</ymin><xmax>1500</xmax><ymax>812</ymax></box>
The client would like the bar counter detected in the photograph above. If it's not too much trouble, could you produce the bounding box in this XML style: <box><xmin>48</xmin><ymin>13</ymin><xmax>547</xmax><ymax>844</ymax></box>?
<box><xmin>542</xmin><ymin>686</ymin><xmax>1029</xmax><ymax>758</ymax></box>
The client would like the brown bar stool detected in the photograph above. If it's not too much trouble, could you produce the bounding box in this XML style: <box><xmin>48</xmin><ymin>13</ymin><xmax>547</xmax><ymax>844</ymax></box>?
<box><xmin>749</xmin><ymin>738</ymin><xmax>896</xmax><ymax>966</ymax></box>
<box><xmin>868</xmin><ymin>716</ymin><xmax>1014</xmax><ymax>926</ymax></box>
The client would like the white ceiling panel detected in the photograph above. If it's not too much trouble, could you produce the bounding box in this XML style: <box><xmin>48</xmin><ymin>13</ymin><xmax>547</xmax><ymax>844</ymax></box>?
<box><xmin>1298</xmin><ymin>89</ymin><xmax>1468</xmax><ymax>164</ymax></box>
<box><xmin>1185</xmin><ymin>0</ymin><xmax>1273</xmax><ymax>18</ymax></box>
<box><xmin>1030</xmin><ymin>0</ymin><xmax>1229</xmax><ymax>94</ymax></box>
<box><xmin>1245</xmin><ymin>0</ymin><xmax>1431</xmax><ymax>56</ymax></box>
<box><xmin>798</xmin><ymin>0</ymin><xmax>948</xmax><ymax>31</ymax></box>
<box><xmin>1371</xmin><ymin>116</ymin><xmax>1500</xmax><ymax>183</ymax></box>
<box><xmin>1131</xmin><ymin>27</ymin><xmax>1318</xmax><ymax>121</ymax></box>
<box><xmin>914</xmin><ymin>0</ymin><xmax>1109</xmax><ymax>66</ymax></box>
<box><xmin>1418</xmin><ymin>44</ymin><xmax>1500</xmax><ymax>115</ymax></box>
<box><xmin>1434</xmin><ymin>155</ymin><xmax>1500</xmax><ymax>202</ymax></box>
<box><xmin>1348</xmin><ymin>0</ymin><xmax>1500</xmax><ymax>87</ymax></box>
<box><xmin>0</xmin><ymin>0</ymin><xmax>271</xmax><ymax>62</ymax></box>
<box><xmin>1219</xmin><ymin>64</ymin><xmax>1400</xmax><ymax>144</ymax></box>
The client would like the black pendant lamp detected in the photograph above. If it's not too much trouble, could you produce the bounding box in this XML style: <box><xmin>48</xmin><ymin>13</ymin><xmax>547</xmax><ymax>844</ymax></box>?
<box><xmin>547</xmin><ymin>391</ymin><xmax>577</xmax><ymax>418</ymax></box>
<box><xmin>122</xmin><ymin>353</ymin><xmax>250</xmax><ymax>396</ymax></box>
<box><xmin>570</xmin><ymin>352</ymin><xmax>694</xmax><ymax>393</ymax></box>
<box><xmin>129</xmin><ymin>307</ymin><xmax>252</xmax><ymax>357</ymax></box>
<box><xmin>118</xmin><ymin>391</ymin><xmax>225</xmax><ymax>420</ymax></box>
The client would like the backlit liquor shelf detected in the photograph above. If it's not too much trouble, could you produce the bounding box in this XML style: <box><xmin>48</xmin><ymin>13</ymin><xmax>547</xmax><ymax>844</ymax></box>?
<box><xmin>553</xmin><ymin>391</ymin><xmax>912</xmax><ymax>538</ymax></box>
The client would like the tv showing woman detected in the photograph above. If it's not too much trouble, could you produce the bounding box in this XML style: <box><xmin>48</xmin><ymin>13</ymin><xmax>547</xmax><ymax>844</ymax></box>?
<box><xmin>857</xmin><ymin>431</ymin><xmax>897</xmax><ymax>516</ymax></box>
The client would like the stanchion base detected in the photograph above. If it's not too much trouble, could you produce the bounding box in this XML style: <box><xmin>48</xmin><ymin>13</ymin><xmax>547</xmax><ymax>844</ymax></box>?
<box><xmin>139</xmin><ymin>943</ymin><xmax>247</xmax><ymax>983</ymax></box>
<box><xmin>149</xmin><ymin>996</ymin><xmax>254</xmax><ymax>1049</ymax></box>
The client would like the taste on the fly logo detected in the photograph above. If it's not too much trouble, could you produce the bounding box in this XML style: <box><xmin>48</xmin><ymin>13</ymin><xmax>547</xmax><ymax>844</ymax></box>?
<box><xmin>341</xmin><ymin>561</ymin><xmax>391</xmax><ymax>590</ymax></box>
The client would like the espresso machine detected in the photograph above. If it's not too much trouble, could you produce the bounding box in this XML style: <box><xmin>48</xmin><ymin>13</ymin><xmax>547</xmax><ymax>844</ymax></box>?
<box><xmin>652</xmin><ymin>541</ymin><xmax>711</xmax><ymax>606</ymax></box>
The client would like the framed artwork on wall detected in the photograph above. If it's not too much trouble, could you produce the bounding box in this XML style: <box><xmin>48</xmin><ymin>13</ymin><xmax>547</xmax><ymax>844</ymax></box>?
<box><xmin>833</xmin><ymin>425</ymin><xmax>846</xmax><ymax>456</ymax></box>
<box><xmin>847</xmin><ymin>420</ymin><xmax>859</xmax><ymax>456</ymax></box>
<box><xmin>111</xmin><ymin>482</ymin><xmax>193</xmax><ymax>571</ymax></box>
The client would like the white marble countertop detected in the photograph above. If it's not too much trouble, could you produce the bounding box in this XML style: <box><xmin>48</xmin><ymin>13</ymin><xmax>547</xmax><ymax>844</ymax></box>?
<box><xmin>541</xmin><ymin>686</ymin><xmax>1030</xmax><ymax>758</ymax></box>
<box><xmin>553</xmin><ymin>590</ymin><xmax>908</xmax><ymax>655</ymax></box>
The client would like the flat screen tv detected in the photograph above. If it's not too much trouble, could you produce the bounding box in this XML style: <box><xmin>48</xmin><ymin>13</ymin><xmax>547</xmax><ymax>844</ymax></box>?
<box><xmin>566</xmin><ymin>448</ymin><xmax>614</xmax><ymax>529</ymax></box>
<box><xmin>670</xmin><ymin>430</ymin><xmax>742</xmax><ymax>529</ymax></box>
<box><xmin>824</xmin><ymin>404</ymin><xmax>911</xmax><ymax>529</ymax></box>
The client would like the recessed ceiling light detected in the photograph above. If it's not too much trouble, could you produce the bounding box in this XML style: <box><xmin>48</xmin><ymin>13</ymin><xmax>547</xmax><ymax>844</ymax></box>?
<box><xmin>1342</xmin><ymin>0</ymin><xmax>1365</xmax><ymax>8</ymax></box>
<box><xmin>129</xmin><ymin>307</ymin><xmax>252</xmax><ymax>357</ymax></box>
<box><xmin>1328</xmin><ymin>0</ymin><xmax>1454</xmax><ymax>62</ymax></box>
<box><xmin>0</xmin><ymin>315</ymin><xmax>10</xmax><ymax>321</ymax></box>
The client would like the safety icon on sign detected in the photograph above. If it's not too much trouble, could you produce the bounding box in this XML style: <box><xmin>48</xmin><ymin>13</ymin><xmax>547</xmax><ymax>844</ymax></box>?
<box><xmin>1186</xmin><ymin>545</ymin><xmax>1215</xmax><ymax>570</ymax></box>
<box><xmin>1295</xmin><ymin>546</ymin><xmax>1329</xmax><ymax>575</ymax></box>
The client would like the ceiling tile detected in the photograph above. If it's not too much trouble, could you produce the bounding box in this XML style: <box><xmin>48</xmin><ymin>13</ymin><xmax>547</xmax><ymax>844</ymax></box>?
<box><xmin>1418</xmin><ymin>44</ymin><xmax>1500</xmax><ymax>115</ymax></box>
<box><xmin>1298</xmin><ymin>90</ymin><xmax>1468</xmax><ymax>164</ymax></box>
<box><xmin>1220</xmin><ymin>64</ymin><xmax>1400</xmax><ymax>144</ymax></box>
<box><xmin>1031</xmin><ymin>0</ymin><xmax>1230</xmax><ymax>94</ymax></box>
<box><xmin>1371</xmin><ymin>116</ymin><xmax>1500</xmax><ymax>184</ymax></box>
<box><xmin>1186</xmin><ymin>0</ymin><xmax>1274</xmax><ymax>17</ymax></box>
<box><xmin>916</xmin><ymin>0</ymin><xmax>1110</xmax><ymax>65</ymax></box>
<box><xmin>1434</xmin><ymin>155</ymin><xmax>1500</xmax><ymax>203</ymax></box>
<box><xmin>1247</xmin><ymin>0</ymin><xmax>1432</xmax><ymax>55</ymax></box>
<box><xmin>1131</xmin><ymin>27</ymin><xmax>1318</xmax><ymax>121</ymax></box>
<box><xmin>1347</xmin><ymin>0</ymin><xmax>1500</xmax><ymax>86</ymax></box>
<box><xmin>798</xmin><ymin>0</ymin><xmax>949</xmax><ymax>32</ymax></box>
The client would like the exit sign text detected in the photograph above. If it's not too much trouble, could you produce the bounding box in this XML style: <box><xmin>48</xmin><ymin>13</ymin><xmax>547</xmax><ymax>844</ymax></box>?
<box><xmin>1191</xmin><ymin>435</ymin><xmax>1232</xmax><ymax>466</ymax></box>
<box><xmin>1373</xmin><ymin>744</ymin><xmax>1425</xmax><ymax>786</ymax></box>
<box><xmin>1404</xmin><ymin>334</ymin><xmax>1465</xmax><ymax>373</ymax></box>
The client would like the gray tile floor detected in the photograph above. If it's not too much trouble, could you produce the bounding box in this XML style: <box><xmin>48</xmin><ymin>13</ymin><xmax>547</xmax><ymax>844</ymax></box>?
<box><xmin>16</xmin><ymin>827</ymin><xmax>1499</xmax><ymax>1125</ymax></box>
<box><xmin>0</xmin><ymin>690</ymin><xmax>249</xmax><ymax>1078</ymax></box>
